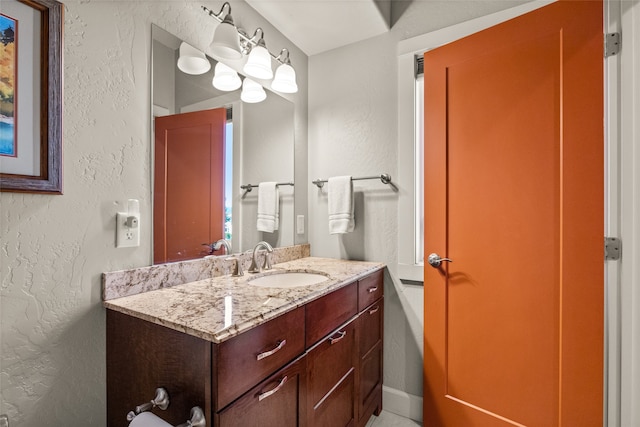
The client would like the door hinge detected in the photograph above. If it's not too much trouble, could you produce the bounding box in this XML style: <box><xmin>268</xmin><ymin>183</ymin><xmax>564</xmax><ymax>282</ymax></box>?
<box><xmin>605</xmin><ymin>33</ymin><xmax>621</xmax><ymax>57</ymax></box>
<box><xmin>605</xmin><ymin>237</ymin><xmax>622</xmax><ymax>261</ymax></box>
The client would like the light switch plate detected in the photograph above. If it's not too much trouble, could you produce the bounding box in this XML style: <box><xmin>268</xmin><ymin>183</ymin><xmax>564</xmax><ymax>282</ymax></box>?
<box><xmin>296</xmin><ymin>215</ymin><xmax>305</xmax><ymax>234</ymax></box>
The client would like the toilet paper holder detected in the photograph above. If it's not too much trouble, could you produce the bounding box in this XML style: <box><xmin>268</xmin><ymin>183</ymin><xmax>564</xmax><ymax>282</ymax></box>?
<box><xmin>175</xmin><ymin>407</ymin><xmax>206</xmax><ymax>427</ymax></box>
<box><xmin>127</xmin><ymin>387</ymin><xmax>205</xmax><ymax>427</ymax></box>
<box><xmin>127</xmin><ymin>388</ymin><xmax>170</xmax><ymax>421</ymax></box>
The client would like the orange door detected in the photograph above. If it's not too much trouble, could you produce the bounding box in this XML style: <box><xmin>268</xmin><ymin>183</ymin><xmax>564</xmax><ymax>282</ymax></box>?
<box><xmin>154</xmin><ymin>108</ymin><xmax>226</xmax><ymax>264</ymax></box>
<box><xmin>423</xmin><ymin>1</ymin><xmax>603</xmax><ymax>426</ymax></box>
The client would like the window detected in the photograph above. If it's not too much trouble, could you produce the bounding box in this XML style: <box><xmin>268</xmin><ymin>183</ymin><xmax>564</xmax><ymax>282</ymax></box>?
<box><xmin>397</xmin><ymin>52</ymin><xmax>425</xmax><ymax>282</ymax></box>
<box><xmin>415</xmin><ymin>69</ymin><xmax>424</xmax><ymax>267</ymax></box>
<box><xmin>224</xmin><ymin>119</ymin><xmax>233</xmax><ymax>241</ymax></box>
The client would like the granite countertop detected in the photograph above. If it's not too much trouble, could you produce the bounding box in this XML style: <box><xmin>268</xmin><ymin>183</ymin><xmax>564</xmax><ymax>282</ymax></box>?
<box><xmin>103</xmin><ymin>257</ymin><xmax>384</xmax><ymax>343</ymax></box>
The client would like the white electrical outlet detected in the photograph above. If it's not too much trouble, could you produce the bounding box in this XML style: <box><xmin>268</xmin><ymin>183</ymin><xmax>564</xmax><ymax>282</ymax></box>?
<box><xmin>116</xmin><ymin>212</ymin><xmax>140</xmax><ymax>248</ymax></box>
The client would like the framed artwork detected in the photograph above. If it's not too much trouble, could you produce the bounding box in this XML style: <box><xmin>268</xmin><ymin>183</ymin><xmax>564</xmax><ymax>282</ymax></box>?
<box><xmin>0</xmin><ymin>14</ymin><xmax>17</xmax><ymax>158</ymax></box>
<box><xmin>0</xmin><ymin>0</ymin><xmax>63</xmax><ymax>194</ymax></box>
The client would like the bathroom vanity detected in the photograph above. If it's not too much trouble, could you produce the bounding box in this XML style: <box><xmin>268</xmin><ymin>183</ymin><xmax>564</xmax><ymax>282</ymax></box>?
<box><xmin>105</xmin><ymin>257</ymin><xmax>384</xmax><ymax>427</ymax></box>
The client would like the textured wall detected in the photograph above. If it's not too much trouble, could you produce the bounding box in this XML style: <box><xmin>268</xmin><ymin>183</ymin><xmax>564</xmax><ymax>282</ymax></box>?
<box><xmin>0</xmin><ymin>1</ymin><xmax>308</xmax><ymax>425</ymax></box>
<box><xmin>308</xmin><ymin>0</ymin><xmax>530</xmax><ymax>400</ymax></box>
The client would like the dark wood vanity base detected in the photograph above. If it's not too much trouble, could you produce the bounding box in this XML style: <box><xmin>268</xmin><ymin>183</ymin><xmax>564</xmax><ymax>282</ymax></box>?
<box><xmin>106</xmin><ymin>268</ymin><xmax>384</xmax><ymax>427</ymax></box>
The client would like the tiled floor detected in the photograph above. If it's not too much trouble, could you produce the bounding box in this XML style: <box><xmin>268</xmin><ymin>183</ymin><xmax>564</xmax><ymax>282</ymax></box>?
<box><xmin>365</xmin><ymin>411</ymin><xmax>423</xmax><ymax>427</ymax></box>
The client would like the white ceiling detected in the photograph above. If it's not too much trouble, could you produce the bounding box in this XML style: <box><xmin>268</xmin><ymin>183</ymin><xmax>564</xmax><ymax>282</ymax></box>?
<box><xmin>245</xmin><ymin>0</ymin><xmax>392</xmax><ymax>56</ymax></box>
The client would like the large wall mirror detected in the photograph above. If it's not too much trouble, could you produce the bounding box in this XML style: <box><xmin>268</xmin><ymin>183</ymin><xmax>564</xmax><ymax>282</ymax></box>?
<box><xmin>151</xmin><ymin>24</ymin><xmax>295</xmax><ymax>264</ymax></box>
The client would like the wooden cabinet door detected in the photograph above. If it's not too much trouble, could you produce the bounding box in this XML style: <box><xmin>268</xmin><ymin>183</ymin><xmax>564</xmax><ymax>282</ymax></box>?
<box><xmin>358</xmin><ymin>300</ymin><xmax>383</xmax><ymax>357</ymax></box>
<box><xmin>307</xmin><ymin>319</ymin><xmax>357</xmax><ymax>427</ymax></box>
<box><xmin>216</xmin><ymin>356</ymin><xmax>307</xmax><ymax>427</ymax></box>
<box><xmin>106</xmin><ymin>310</ymin><xmax>212</xmax><ymax>427</ymax></box>
<box><xmin>357</xmin><ymin>299</ymin><xmax>383</xmax><ymax>426</ymax></box>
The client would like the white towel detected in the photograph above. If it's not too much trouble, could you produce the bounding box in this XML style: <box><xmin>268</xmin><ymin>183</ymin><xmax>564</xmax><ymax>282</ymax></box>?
<box><xmin>328</xmin><ymin>176</ymin><xmax>355</xmax><ymax>234</ymax></box>
<box><xmin>257</xmin><ymin>182</ymin><xmax>279</xmax><ymax>233</ymax></box>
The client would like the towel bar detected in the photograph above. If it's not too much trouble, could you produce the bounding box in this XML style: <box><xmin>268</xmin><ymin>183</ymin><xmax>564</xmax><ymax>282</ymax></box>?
<box><xmin>240</xmin><ymin>182</ymin><xmax>294</xmax><ymax>192</ymax></box>
<box><xmin>312</xmin><ymin>173</ymin><xmax>392</xmax><ymax>189</ymax></box>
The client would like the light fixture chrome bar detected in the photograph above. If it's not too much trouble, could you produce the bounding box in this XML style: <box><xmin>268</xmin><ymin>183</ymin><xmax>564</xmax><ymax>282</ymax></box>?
<box><xmin>202</xmin><ymin>3</ymin><xmax>231</xmax><ymax>23</ymax></box>
<box><xmin>312</xmin><ymin>174</ymin><xmax>393</xmax><ymax>189</ymax></box>
<box><xmin>240</xmin><ymin>182</ymin><xmax>294</xmax><ymax>192</ymax></box>
<box><xmin>202</xmin><ymin>5</ymin><xmax>293</xmax><ymax>65</ymax></box>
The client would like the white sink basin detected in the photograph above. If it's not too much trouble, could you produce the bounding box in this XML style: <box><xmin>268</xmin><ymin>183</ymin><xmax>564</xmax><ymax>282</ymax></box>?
<box><xmin>248</xmin><ymin>272</ymin><xmax>329</xmax><ymax>288</ymax></box>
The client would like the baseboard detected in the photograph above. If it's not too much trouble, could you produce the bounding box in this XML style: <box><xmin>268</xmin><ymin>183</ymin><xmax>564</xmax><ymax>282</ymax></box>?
<box><xmin>382</xmin><ymin>386</ymin><xmax>423</xmax><ymax>422</ymax></box>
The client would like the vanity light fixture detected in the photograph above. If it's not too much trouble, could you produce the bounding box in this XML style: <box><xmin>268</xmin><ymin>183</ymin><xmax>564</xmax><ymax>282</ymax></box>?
<box><xmin>177</xmin><ymin>42</ymin><xmax>211</xmax><ymax>75</ymax></box>
<box><xmin>202</xmin><ymin>4</ymin><xmax>299</xmax><ymax>93</ymax></box>
<box><xmin>212</xmin><ymin>62</ymin><xmax>242</xmax><ymax>91</ymax></box>
<box><xmin>242</xmin><ymin>29</ymin><xmax>273</xmax><ymax>80</ymax></box>
<box><xmin>241</xmin><ymin>78</ymin><xmax>267</xmax><ymax>103</ymax></box>
<box><xmin>205</xmin><ymin>2</ymin><xmax>243</xmax><ymax>60</ymax></box>
<box><xmin>271</xmin><ymin>49</ymin><xmax>298</xmax><ymax>94</ymax></box>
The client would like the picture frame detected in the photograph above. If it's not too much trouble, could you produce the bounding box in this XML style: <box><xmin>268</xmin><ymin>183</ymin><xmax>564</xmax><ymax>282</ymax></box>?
<box><xmin>0</xmin><ymin>0</ymin><xmax>63</xmax><ymax>194</ymax></box>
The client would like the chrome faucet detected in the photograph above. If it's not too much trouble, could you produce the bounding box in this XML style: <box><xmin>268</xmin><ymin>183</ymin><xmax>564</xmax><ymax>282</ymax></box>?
<box><xmin>249</xmin><ymin>241</ymin><xmax>273</xmax><ymax>273</ymax></box>
<box><xmin>204</xmin><ymin>239</ymin><xmax>232</xmax><ymax>255</ymax></box>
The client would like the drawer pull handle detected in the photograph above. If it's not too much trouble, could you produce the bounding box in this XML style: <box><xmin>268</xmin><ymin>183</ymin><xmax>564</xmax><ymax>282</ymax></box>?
<box><xmin>367</xmin><ymin>286</ymin><xmax>378</xmax><ymax>294</ymax></box>
<box><xmin>369</xmin><ymin>306</ymin><xmax>380</xmax><ymax>315</ymax></box>
<box><xmin>329</xmin><ymin>330</ymin><xmax>347</xmax><ymax>345</ymax></box>
<box><xmin>258</xmin><ymin>376</ymin><xmax>288</xmax><ymax>401</ymax></box>
<box><xmin>256</xmin><ymin>339</ymin><xmax>287</xmax><ymax>361</ymax></box>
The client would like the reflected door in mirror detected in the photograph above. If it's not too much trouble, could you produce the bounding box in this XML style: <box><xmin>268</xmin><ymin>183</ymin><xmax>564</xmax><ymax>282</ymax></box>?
<box><xmin>154</xmin><ymin>108</ymin><xmax>226</xmax><ymax>263</ymax></box>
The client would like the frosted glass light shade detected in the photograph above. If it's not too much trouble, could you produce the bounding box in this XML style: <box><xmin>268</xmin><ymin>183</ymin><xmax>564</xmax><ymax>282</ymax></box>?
<box><xmin>241</xmin><ymin>78</ymin><xmax>267</xmax><ymax>103</ymax></box>
<box><xmin>177</xmin><ymin>42</ymin><xmax>211</xmax><ymax>75</ymax></box>
<box><xmin>212</xmin><ymin>62</ymin><xmax>242</xmax><ymax>91</ymax></box>
<box><xmin>210</xmin><ymin>16</ymin><xmax>242</xmax><ymax>60</ymax></box>
<box><xmin>271</xmin><ymin>63</ymin><xmax>298</xmax><ymax>93</ymax></box>
<box><xmin>243</xmin><ymin>45</ymin><xmax>273</xmax><ymax>80</ymax></box>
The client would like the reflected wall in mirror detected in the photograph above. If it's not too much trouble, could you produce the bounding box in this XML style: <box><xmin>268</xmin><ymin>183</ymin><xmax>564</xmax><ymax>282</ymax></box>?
<box><xmin>152</xmin><ymin>25</ymin><xmax>295</xmax><ymax>264</ymax></box>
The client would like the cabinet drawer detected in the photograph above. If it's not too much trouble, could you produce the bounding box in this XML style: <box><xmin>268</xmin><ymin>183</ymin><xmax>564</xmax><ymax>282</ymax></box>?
<box><xmin>307</xmin><ymin>319</ymin><xmax>357</xmax><ymax>408</ymax></box>
<box><xmin>307</xmin><ymin>318</ymin><xmax>356</xmax><ymax>427</ymax></box>
<box><xmin>217</xmin><ymin>356</ymin><xmax>306</xmax><ymax>427</ymax></box>
<box><xmin>216</xmin><ymin>307</ymin><xmax>305</xmax><ymax>410</ymax></box>
<box><xmin>357</xmin><ymin>270</ymin><xmax>383</xmax><ymax>312</ymax></box>
<box><xmin>305</xmin><ymin>282</ymin><xmax>357</xmax><ymax>347</ymax></box>
<box><xmin>310</xmin><ymin>369</ymin><xmax>355</xmax><ymax>427</ymax></box>
<box><xmin>359</xmin><ymin>299</ymin><xmax>383</xmax><ymax>357</ymax></box>
<box><xmin>359</xmin><ymin>342</ymin><xmax>382</xmax><ymax>417</ymax></box>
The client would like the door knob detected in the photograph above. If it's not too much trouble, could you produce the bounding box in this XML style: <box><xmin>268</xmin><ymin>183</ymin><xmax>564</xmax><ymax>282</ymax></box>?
<box><xmin>427</xmin><ymin>253</ymin><xmax>453</xmax><ymax>268</ymax></box>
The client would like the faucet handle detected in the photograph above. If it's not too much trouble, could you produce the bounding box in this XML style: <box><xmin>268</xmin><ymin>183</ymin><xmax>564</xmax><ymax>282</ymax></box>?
<box><xmin>248</xmin><ymin>256</ymin><xmax>261</xmax><ymax>273</ymax></box>
<box><xmin>228</xmin><ymin>257</ymin><xmax>243</xmax><ymax>277</ymax></box>
<box><xmin>263</xmin><ymin>252</ymin><xmax>272</xmax><ymax>270</ymax></box>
